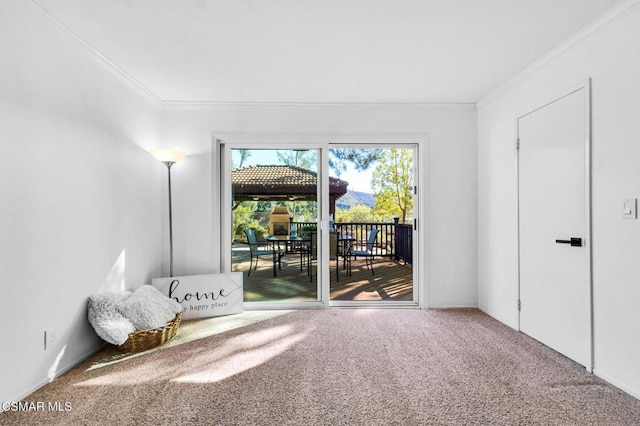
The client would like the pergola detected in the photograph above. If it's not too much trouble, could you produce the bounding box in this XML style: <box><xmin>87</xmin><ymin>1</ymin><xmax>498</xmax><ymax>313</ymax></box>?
<box><xmin>231</xmin><ymin>165</ymin><xmax>349</xmax><ymax>215</ymax></box>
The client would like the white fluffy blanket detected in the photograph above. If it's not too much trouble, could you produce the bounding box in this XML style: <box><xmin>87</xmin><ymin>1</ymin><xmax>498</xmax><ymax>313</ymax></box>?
<box><xmin>87</xmin><ymin>291</ymin><xmax>134</xmax><ymax>345</ymax></box>
<box><xmin>88</xmin><ymin>285</ymin><xmax>183</xmax><ymax>345</ymax></box>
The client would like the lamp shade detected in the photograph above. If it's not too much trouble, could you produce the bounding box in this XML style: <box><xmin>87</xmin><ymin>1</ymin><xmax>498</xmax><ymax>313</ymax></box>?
<box><xmin>150</xmin><ymin>149</ymin><xmax>186</xmax><ymax>164</ymax></box>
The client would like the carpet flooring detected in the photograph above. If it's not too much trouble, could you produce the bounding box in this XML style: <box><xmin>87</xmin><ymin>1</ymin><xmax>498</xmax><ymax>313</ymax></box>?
<box><xmin>3</xmin><ymin>308</ymin><xmax>640</xmax><ymax>425</ymax></box>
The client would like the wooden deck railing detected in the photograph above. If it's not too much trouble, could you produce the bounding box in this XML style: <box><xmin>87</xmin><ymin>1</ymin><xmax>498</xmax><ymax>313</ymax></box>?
<box><xmin>394</xmin><ymin>222</ymin><xmax>413</xmax><ymax>264</ymax></box>
<box><xmin>291</xmin><ymin>220</ymin><xmax>413</xmax><ymax>263</ymax></box>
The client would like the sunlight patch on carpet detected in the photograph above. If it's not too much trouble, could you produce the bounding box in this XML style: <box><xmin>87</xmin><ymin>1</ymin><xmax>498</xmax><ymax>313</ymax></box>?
<box><xmin>173</xmin><ymin>326</ymin><xmax>310</xmax><ymax>384</ymax></box>
<box><xmin>84</xmin><ymin>310</ymin><xmax>294</xmax><ymax>372</ymax></box>
<box><xmin>75</xmin><ymin>324</ymin><xmax>311</xmax><ymax>387</ymax></box>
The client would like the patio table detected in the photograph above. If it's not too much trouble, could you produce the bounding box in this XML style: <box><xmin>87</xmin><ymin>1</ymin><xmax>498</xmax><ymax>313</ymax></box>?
<box><xmin>264</xmin><ymin>235</ymin><xmax>355</xmax><ymax>280</ymax></box>
<box><xmin>267</xmin><ymin>236</ymin><xmax>312</xmax><ymax>278</ymax></box>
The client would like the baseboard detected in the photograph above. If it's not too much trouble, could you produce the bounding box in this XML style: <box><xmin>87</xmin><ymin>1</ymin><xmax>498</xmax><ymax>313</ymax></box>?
<box><xmin>477</xmin><ymin>306</ymin><xmax>519</xmax><ymax>331</ymax></box>
<box><xmin>429</xmin><ymin>304</ymin><xmax>479</xmax><ymax>309</ymax></box>
<box><xmin>593</xmin><ymin>369</ymin><xmax>640</xmax><ymax>401</ymax></box>
<box><xmin>2</xmin><ymin>342</ymin><xmax>105</xmax><ymax>412</ymax></box>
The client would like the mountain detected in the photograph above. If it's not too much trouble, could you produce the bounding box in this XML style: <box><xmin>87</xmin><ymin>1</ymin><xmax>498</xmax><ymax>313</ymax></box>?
<box><xmin>336</xmin><ymin>190</ymin><xmax>375</xmax><ymax>209</ymax></box>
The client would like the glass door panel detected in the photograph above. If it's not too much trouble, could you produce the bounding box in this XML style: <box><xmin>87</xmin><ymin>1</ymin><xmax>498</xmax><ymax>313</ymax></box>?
<box><xmin>230</xmin><ymin>148</ymin><xmax>320</xmax><ymax>302</ymax></box>
<box><xmin>328</xmin><ymin>147</ymin><xmax>415</xmax><ymax>303</ymax></box>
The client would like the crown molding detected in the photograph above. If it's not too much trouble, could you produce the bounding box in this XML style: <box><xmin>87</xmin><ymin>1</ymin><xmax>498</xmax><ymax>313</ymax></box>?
<box><xmin>212</xmin><ymin>132</ymin><xmax>430</xmax><ymax>145</ymax></box>
<box><xmin>161</xmin><ymin>100</ymin><xmax>476</xmax><ymax>110</ymax></box>
<box><xmin>477</xmin><ymin>0</ymin><xmax>640</xmax><ymax>110</ymax></box>
<box><xmin>18</xmin><ymin>0</ymin><xmax>163</xmax><ymax>106</ymax></box>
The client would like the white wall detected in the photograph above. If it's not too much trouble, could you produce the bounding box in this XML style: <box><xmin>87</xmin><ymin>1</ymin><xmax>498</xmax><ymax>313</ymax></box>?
<box><xmin>0</xmin><ymin>1</ymin><xmax>162</xmax><ymax>404</ymax></box>
<box><xmin>478</xmin><ymin>4</ymin><xmax>640</xmax><ymax>397</ymax></box>
<box><xmin>160</xmin><ymin>103</ymin><xmax>478</xmax><ymax>308</ymax></box>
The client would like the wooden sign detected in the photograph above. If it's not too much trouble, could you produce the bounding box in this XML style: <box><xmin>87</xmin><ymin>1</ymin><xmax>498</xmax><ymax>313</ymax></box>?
<box><xmin>152</xmin><ymin>273</ymin><xmax>243</xmax><ymax>320</ymax></box>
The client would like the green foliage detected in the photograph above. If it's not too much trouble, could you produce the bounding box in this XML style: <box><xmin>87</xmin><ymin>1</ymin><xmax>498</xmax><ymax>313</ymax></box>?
<box><xmin>280</xmin><ymin>200</ymin><xmax>317</xmax><ymax>223</ymax></box>
<box><xmin>371</xmin><ymin>148</ymin><xmax>413</xmax><ymax>223</ymax></box>
<box><xmin>329</xmin><ymin>148</ymin><xmax>382</xmax><ymax>175</ymax></box>
<box><xmin>335</xmin><ymin>205</ymin><xmax>380</xmax><ymax>223</ymax></box>
<box><xmin>276</xmin><ymin>150</ymin><xmax>318</xmax><ymax>171</ymax></box>
<box><xmin>232</xmin><ymin>202</ymin><xmax>267</xmax><ymax>242</ymax></box>
<box><xmin>300</xmin><ymin>224</ymin><xmax>318</xmax><ymax>232</ymax></box>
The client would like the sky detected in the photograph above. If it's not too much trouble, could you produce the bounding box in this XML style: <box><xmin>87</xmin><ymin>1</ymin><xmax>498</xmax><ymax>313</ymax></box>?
<box><xmin>232</xmin><ymin>148</ymin><xmax>373</xmax><ymax>193</ymax></box>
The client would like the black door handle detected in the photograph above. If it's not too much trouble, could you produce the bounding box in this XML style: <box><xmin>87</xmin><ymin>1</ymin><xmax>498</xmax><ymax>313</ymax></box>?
<box><xmin>555</xmin><ymin>237</ymin><xmax>582</xmax><ymax>247</ymax></box>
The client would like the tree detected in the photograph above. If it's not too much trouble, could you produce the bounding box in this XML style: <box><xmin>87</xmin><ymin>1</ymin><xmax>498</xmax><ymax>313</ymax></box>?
<box><xmin>232</xmin><ymin>201</ymin><xmax>267</xmax><ymax>241</ymax></box>
<box><xmin>275</xmin><ymin>150</ymin><xmax>318</xmax><ymax>221</ymax></box>
<box><xmin>329</xmin><ymin>148</ymin><xmax>382</xmax><ymax>176</ymax></box>
<box><xmin>233</xmin><ymin>149</ymin><xmax>251</xmax><ymax>168</ymax></box>
<box><xmin>276</xmin><ymin>149</ymin><xmax>317</xmax><ymax>170</ymax></box>
<box><xmin>370</xmin><ymin>149</ymin><xmax>413</xmax><ymax>223</ymax></box>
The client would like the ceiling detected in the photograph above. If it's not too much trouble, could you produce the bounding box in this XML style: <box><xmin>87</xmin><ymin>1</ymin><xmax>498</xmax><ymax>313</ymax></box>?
<box><xmin>31</xmin><ymin>0</ymin><xmax>625</xmax><ymax>104</ymax></box>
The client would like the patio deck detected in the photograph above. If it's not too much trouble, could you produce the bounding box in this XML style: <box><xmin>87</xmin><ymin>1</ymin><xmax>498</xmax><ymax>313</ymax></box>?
<box><xmin>232</xmin><ymin>245</ymin><xmax>413</xmax><ymax>302</ymax></box>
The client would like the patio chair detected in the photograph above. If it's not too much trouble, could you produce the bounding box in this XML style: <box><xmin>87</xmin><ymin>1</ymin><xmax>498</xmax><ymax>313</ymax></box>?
<box><xmin>297</xmin><ymin>233</ymin><xmax>315</xmax><ymax>281</ymax></box>
<box><xmin>244</xmin><ymin>229</ymin><xmax>282</xmax><ymax>276</ymax></box>
<box><xmin>348</xmin><ymin>229</ymin><xmax>379</xmax><ymax>275</ymax></box>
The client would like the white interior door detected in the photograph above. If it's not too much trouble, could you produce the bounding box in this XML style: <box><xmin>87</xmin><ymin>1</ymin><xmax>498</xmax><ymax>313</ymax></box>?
<box><xmin>518</xmin><ymin>85</ymin><xmax>591</xmax><ymax>369</ymax></box>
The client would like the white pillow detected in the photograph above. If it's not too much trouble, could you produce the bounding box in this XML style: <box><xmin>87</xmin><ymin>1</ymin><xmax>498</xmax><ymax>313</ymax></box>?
<box><xmin>119</xmin><ymin>285</ymin><xmax>182</xmax><ymax>331</ymax></box>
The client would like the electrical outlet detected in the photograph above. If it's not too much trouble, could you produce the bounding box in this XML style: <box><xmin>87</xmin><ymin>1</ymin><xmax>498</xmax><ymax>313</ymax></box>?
<box><xmin>622</xmin><ymin>198</ymin><xmax>637</xmax><ymax>219</ymax></box>
<box><xmin>44</xmin><ymin>327</ymin><xmax>58</xmax><ymax>350</ymax></box>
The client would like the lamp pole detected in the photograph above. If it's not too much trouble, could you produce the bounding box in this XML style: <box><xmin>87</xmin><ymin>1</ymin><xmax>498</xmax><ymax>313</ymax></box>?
<box><xmin>164</xmin><ymin>161</ymin><xmax>176</xmax><ymax>277</ymax></box>
<box><xmin>150</xmin><ymin>149</ymin><xmax>185</xmax><ymax>278</ymax></box>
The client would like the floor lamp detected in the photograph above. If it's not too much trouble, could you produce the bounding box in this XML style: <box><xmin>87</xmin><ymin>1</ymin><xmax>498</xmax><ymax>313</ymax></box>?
<box><xmin>151</xmin><ymin>149</ymin><xmax>186</xmax><ymax>277</ymax></box>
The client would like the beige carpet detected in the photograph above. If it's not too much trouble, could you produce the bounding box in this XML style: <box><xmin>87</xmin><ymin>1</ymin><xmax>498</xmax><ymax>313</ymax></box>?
<box><xmin>3</xmin><ymin>308</ymin><xmax>640</xmax><ymax>425</ymax></box>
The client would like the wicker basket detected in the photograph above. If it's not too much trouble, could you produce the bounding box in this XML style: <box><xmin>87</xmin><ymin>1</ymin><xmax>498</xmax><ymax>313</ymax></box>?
<box><xmin>118</xmin><ymin>312</ymin><xmax>182</xmax><ymax>352</ymax></box>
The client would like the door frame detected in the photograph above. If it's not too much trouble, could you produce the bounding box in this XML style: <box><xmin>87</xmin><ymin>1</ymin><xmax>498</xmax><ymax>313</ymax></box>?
<box><xmin>515</xmin><ymin>79</ymin><xmax>593</xmax><ymax>371</ymax></box>
<box><xmin>213</xmin><ymin>133</ymin><xmax>426</xmax><ymax>310</ymax></box>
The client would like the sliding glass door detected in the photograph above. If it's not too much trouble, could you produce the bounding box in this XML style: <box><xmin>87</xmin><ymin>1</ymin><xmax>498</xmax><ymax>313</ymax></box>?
<box><xmin>221</xmin><ymin>141</ymin><xmax>419</xmax><ymax>307</ymax></box>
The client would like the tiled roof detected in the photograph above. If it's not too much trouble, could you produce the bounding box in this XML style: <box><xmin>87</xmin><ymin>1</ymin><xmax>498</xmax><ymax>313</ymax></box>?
<box><xmin>231</xmin><ymin>165</ymin><xmax>348</xmax><ymax>201</ymax></box>
<box><xmin>232</xmin><ymin>165</ymin><xmax>348</xmax><ymax>189</ymax></box>
<box><xmin>233</xmin><ymin>165</ymin><xmax>312</xmax><ymax>186</ymax></box>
